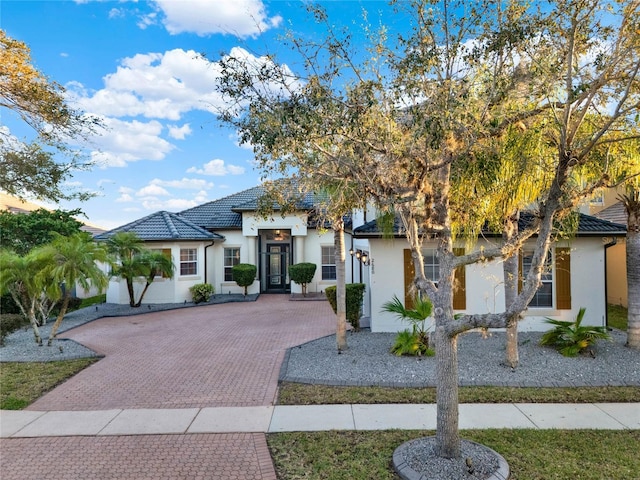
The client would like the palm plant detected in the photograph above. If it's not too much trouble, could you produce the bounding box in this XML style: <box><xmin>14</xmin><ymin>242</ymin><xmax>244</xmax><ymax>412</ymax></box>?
<box><xmin>382</xmin><ymin>295</ymin><xmax>434</xmax><ymax>356</ymax></box>
<box><xmin>540</xmin><ymin>307</ymin><xmax>611</xmax><ymax>357</ymax></box>
<box><xmin>34</xmin><ymin>233</ymin><xmax>109</xmax><ymax>345</ymax></box>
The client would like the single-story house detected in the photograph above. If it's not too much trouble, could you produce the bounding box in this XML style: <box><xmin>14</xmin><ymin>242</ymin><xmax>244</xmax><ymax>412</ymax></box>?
<box><xmin>353</xmin><ymin>212</ymin><xmax>627</xmax><ymax>332</ymax></box>
<box><xmin>94</xmin><ymin>185</ymin><xmax>349</xmax><ymax>304</ymax></box>
<box><xmin>95</xmin><ymin>184</ymin><xmax>627</xmax><ymax>332</ymax></box>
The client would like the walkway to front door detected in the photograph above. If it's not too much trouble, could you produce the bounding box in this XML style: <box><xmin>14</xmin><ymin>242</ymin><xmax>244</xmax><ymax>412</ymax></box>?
<box><xmin>28</xmin><ymin>295</ymin><xmax>336</xmax><ymax>411</ymax></box>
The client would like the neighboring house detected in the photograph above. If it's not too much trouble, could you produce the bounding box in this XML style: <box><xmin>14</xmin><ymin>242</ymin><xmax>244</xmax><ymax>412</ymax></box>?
<box><xmin>94</xmin><ymin>185</ymin><xmax>347</xmax><ymax>304</ymax></box>
<box><xmin>595</xmin><ymin>201</ymin><xmax>628</xmax><ymax>307</ymax></box>
<box><xmin>352</xmin><ymin>212</ymin><xmax>627</xmax><ymax>332</ymax></box>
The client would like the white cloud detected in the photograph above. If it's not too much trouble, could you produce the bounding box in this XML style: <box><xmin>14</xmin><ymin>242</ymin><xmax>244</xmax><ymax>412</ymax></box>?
<box><xmin>187</xmin><ymin>158</ymin><xmax>246</xmax><ymax>176</ymax></box>
<box><xmin>152</xmin><ymin>0</ymin><xmax>281</xmax><ymax>38</ymax></box>
<box><xmin>88</xmin><ymin>117</ymin><xmax>174</xmax><ymax>168</ymax></box>
<box><xmin>137</xmin><ymin>184</ymin><xmax>171</xmax><ymax>197</ymax></box>
<box><xmin>148</xmin><ymin>177</ymin><xmax>213</xmax><ymax>190</ymax></box>
<box><xmin>167</xmin><ymin>123</ymin><xmax>192</xmax><ymax>140</ymax></box>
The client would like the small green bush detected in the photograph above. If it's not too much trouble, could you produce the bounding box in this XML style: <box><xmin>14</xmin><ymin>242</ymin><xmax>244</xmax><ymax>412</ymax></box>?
<box><xmin>0</xmin><ymin>314</ymin><xmax>29</xmax><ymax>346</ymax></box>
<box><xmin>540</xmin><ymin>307</ymin><xmax>611</xmax><ymax>357</ymax></box>
<box><xmin>190</xmin><ymin>283</ymin><xmax>215</xmax><ymax>304</ymax></box>
<box><xmin>325</xmin><ymin>283</ymin><xmax>366</xmax><ymax>330</ymax></box>
<box><xmin>289</xmin><ymin>263</ymin><xmax>317</xmax><ymax>296</ymax></box>
<box><xmin>232</xmin><ymin>263</ymin><xmax>257</xmax><ymax>295</ymax></box>
<box><xmin>391</xmin><ymin>329</ymin><xmax>435</xmax><ymax>357</ymax></box>
<box><xmin>382</xmin><ymin>295</ymin><xmax>434</xmax><ymax>355</ymax></box>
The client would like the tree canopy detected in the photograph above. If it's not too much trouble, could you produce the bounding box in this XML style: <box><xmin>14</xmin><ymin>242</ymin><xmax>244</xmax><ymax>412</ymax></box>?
<box><xmin>0</xmin><ymin>29</ymin><xmax>99</xmax><ymax>202</ymax></box>
<box><xmin>217</xmin><ymin>0</ymin><xmax>640</xmax><ymax>461</ymax></box>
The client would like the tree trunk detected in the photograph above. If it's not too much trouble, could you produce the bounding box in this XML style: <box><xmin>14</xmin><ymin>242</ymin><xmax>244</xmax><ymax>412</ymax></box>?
<box><xmin>26</xmin><ymin>297</ymin><xmax>42</xmax><ymax>346</ymax></box>
<box><xmin>134</xmin><ymin>282</ymin><xmax>152</xmax><ymax>307</ymax></box>
<box><xmin>48</xmin><ymin>293</ymin><xmax>70</xmax><ymax>346</ymax></box>
<box><xmin>126</xmin><ymin>279</ymin><xmax>137</xmax><ymax>307</ymax></box>
<box><xmin>503</xmin><ymin>215</ymin><xmax>520</xmax><ymax>368</ymax></box>
<box><xmin>435</xmin><ymin>324</ymin><xmax>460</xmax><ymax>458</ymax></box>
<box><xmin>335</xmin><ymin>223</ymin><xmax>348</xmax><ymax>352</ymax></box>
<box><xmin>626</xmin><ymin>204</ymin><xmax>640</xmax><ymax>349</ymax></box>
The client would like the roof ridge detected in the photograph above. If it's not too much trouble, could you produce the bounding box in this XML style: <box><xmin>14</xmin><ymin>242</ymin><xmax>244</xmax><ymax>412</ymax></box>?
<box><xmin>161</xmin><ymin>211</ymin><xmax>180</xmax><ymax>238</ymax></box>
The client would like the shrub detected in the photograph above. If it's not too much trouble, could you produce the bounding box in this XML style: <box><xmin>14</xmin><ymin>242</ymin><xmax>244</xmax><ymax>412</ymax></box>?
<box><xmin>540</xmin><ymin>307</ymin><xmax>611</xmax><ymax>357</ymax></box>
<box><xmin>289</xmin><ymin>263</ymin><xmax>317</xmax><ymax>296</ymax></box>
<box><xmin>1</xmin><ymin>293</ymin><xmax>20</xmax><ymax>315</ymax></box>
<box><xmin>0</xmin><ymin>314</ymin><xmax>29</xmax><ymax>346</ymax></box>
<box><xmin>190</xmin><ymin>283</ymin><xmax>215</xmax><ymax>304</ymax></box>
<box><xmin>382</xmin><ymin>295</ymin><xmax>434</xmax><ymax>356</ymax></box>
<box><xmin>232</xmin><ymin>263</ymin><xmax>257</xmax><ymax>295</ymax></box>
<box><xmin>325</xmin><ymin>283</ymin><xmax>366</xmax><ymax>331</ymax></box>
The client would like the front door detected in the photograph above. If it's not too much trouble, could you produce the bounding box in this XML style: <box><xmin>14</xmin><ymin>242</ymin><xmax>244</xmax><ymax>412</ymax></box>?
<box><xmin>266</xmin><ymin>245</ymin><xmax>290</xmax><ymax>292</ymax></box>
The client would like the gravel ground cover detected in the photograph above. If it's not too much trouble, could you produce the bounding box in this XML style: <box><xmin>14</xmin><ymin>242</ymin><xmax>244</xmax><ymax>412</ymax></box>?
<box><xmin>281</xmin><ymin>328</ymin><xmax>639</xmax><ymax>388</ymax></box>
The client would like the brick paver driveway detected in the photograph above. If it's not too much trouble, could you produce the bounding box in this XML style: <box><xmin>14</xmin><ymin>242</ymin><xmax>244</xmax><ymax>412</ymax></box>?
<box><xmin>29</xmin><ymin>295</ymin><xmax>335</xmax><ymax>411</ymax></box>
<box><xmin>2</xmin><ymin>295</ymin><xmax>335</xmax><ymax>480</ymax></box>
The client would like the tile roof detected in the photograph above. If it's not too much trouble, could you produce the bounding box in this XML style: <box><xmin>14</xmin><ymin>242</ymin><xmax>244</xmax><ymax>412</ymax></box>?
<box><xmin>94</xmin><ymin>211</ymin><xmax>223</xmax><ymax>242</ymax></box>
<box><xmin>594</xmin><ymin>201</ymin><xmax>627</xmax><ymax>226</ymax></box>
<box><xmin>353</xmin><ymin>212</ymin><xmax>626</xmax><ymax>237</ymax></box>
<box><xmin>178</xmin><ymin>183</ymin><xmax>320</xmax><ymax>229</ymax></box>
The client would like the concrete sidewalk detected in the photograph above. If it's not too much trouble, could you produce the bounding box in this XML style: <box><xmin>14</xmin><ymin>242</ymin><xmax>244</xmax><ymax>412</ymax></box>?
<box><xmin>2</xmin><ymin>403</ymin><xmax>638</xmax><ymax>438</ymax></box>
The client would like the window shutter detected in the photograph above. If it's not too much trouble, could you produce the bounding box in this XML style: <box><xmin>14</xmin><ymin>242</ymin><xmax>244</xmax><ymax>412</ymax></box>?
<box><xmin>555</xmin><ymin>247</ymin><xmax>571</xmax><ymax>310</ymax></box>
<box><xmin>403</xmin><ymin>249</ymin><xmax>415</xmax><ymax>310</ymax></box>
<box><xmin>453</xmin><ymin>248</ymin><xmax>466</xmax><ymax>310</ymax></box>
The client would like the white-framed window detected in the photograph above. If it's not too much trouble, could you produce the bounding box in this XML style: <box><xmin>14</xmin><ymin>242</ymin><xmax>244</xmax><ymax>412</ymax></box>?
<box><xmin>180</xmin><ymin>248</ymin><xmax>197</xmax><ymax>276</ymax></box>
<box><xmin>224</xmin><ymin>247</ymin><xmax>240</xmax><ymax>281</ymax></box>
<box><xmin>422</xmin><ymin>248</ymin><xmax>439</xmax><ymax>285</ymax></box>
<box><xmin>321</xmin><ymin>246</ymin><xmax>336</xmax><ymax>280</ymax></box>
<box><xmin>522</xmin><ymin>250</ymin><xmax>553</xmax><ymax>308</ymax></box>
<box><xmin>150</xmin><ymin>248</ymin><xmax>172</xmax><ymax>278</ymax></box>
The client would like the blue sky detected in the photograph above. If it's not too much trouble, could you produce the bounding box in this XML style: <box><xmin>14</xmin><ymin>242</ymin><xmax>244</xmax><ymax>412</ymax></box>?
<box><xmin>2</xmin><ymin>0</ymin><xmax>399</xmax><ymax>229</ymax></box>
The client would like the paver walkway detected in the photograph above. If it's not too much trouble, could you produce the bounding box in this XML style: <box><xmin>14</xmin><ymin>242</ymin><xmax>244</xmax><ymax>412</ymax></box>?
<box><xmin>2</xmin><ymin>295</ymin><xmax>336</xmax><ymax>479</ymax></box>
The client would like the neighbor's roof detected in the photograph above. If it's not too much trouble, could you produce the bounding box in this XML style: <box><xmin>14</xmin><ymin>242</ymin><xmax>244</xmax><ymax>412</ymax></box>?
<box><xmin>94</xmin><ymin>211</ymin><xmax>224</xmax><ymax>242</ymax></box>
<box><xmin>594</xmin><ymin>201</ymin><xmax>627</xmax><ymax>226</ymax></box>
<box><xmin>353</xmin><ymin>212</ymin><xmax>627</xmax><ymax>238</ymax></box>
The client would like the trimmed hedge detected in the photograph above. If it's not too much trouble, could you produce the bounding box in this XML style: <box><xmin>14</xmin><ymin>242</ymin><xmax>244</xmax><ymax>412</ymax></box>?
<box><xmin>0</xmin><ymin>314</ymin><xmax>29</xmax><ymax>346</ymax></box>
<box><xmin>232</xmin><ymin>263</ymin><xmax>257</xmax><ymax>295</ymax></box>
<box><xmin>289</xmin><ymin>262</ymin><xmax>317</xmax><ymax>296</ymax></box>
<box><xmin>325</xmin><ymin>283</ymin><xmax>366</xmax><ymax>331</ymax></box>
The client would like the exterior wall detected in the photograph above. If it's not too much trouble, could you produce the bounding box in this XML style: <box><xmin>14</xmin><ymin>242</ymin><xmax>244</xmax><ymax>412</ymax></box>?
<box><xmin>105</xmin><ymin>241</ymin><xmax>210</xmax><ymax>305</ymax></box>
<box><xmin>367</xmin><ymin>237</ymin><xmax>608</xmax><ymax>333</ymax></box>
<box><xmin>207</xmin><ymin>231</ymin><xmax>260</xmax><ymax>295</ymax></box>
<box><xmin>606</xmin><ymin>241</ymin><xmax>627</xmax><ymax>307</ymax></box>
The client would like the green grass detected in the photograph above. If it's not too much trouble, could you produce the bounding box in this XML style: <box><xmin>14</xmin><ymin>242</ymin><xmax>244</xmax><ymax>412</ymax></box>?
<box><xmin>267</xmin><ymin>430</ymin><xmax>640</xmax><ymax>480</ymax></box>
<box><xmin>0</xmin><ymin>359</ymin><xmax>98</xmax><ymax>409</ymax></box>
<box><xmin>78</xmin><ymin>294</ymin><xmax>107</xmax><ymax>309</ymax></box>
<box><xmin>608</xmin><ymin>303</ymin><xmax>628</xmax><ymax>331</ymax></box>
<box><xmin>278</xmin><ymin>382</ymin><xmax>640</xmax><ymax>405</ymax></box>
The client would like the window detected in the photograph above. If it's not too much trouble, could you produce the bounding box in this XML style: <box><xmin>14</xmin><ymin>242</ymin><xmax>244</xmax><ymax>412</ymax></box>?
<box><xmin>224</xmin><ymin>248</ymin><xmax>240</xmax><ymax>281</ymax></box>
<box><xmin>180</xmin><ymin>248</ymin><xmax>197</xmax><ymax>276</ymax></box>
<box><xmin>522</xmin><ymin>250</ymin><xmax>553</xmax><ymax>307</ymax></box>
<box><xmin>422</xmin><ymin>249</ymin><xmax>439</xmax><ymax>285</ymax></box>
<box><xmin>321</xmin><ymin>246</ymin><xmax>336</xmax><ymax>280</ymax></box>
<box><xmin>150</xmin><ymin>248</ymin><xmax>172</xmax><ymax>278</ymax></box>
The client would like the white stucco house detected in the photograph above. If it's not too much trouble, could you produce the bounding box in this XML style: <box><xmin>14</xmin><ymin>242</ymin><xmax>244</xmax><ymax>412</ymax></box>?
<box><xmin>94</xmin><ymin>184</ymin><xmax>348</xmax><ymax>304</ymax></box>
<box><xmin>95</xmin><ymin>184</ymin><xmax>627</xmax><ymax>332</ymax></box>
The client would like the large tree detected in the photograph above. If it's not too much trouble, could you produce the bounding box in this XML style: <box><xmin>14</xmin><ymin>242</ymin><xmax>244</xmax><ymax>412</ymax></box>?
<box><xmin>0</xmin><ymin>208</ymin><xmax>85</xmax><ymax>255</ymax></box>
<box><xmin>217</xmin><ymin>0</ymin><xmax>640</xmax><ymax>464</ymax></box>
<box><xmin>0</xmin><ymin>30</ymin><xmax>98</xmax><ymax>202</ymax></box>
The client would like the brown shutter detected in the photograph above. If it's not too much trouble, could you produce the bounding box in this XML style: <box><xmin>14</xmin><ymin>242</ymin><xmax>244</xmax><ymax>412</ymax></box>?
<box><xmin>404</xmin><ymin>249</ymin><xmax>415</xmax><ymax>309</ymax></box>
<box><xmin>452</xmin><ymin>248</ymin><xmax>466</xmax><ymax>310</ymax></box>
<box><xmin>555</xmin><ymin>247</ymin><xmax>571</xmax><ymax>310</ymax></box>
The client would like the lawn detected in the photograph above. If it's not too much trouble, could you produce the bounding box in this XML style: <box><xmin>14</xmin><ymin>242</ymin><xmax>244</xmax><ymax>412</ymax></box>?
<box><xmin>0</xmin><ymin>359</ymin><xmax>97</xmax><ymax>409</ymax></box>
<box><xmin>608</xmin><ymin>303</ymin><xmax>628</xmax><ymax>331</ymax></box>
<box><xmin>268</xmin><ymin>430</ymin><xmax>640</xmax><ymax>480</ymax></box>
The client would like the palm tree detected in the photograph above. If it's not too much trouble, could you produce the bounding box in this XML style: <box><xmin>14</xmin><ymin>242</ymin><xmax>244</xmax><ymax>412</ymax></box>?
<box><xmin>104</xmin><ymin>231</ymin><xmax>174</xmax><ymax>307</ymax></box>
<box><xmin>620</xmin><ymin>186</ymin><xmax>640</xmax><ymax>349</ymax></box>
<box><xmin>34</xmin><ymin>233</ymin><xmax>109</xmax><ymax>346</ymax></box>
<box><xmin>0</xmin><ymin>250</ymin><xmax>47</xmax><ymax>345</ymax></box>
<box><xmin>131</xmin><ymin>250</ymin><xmax>174</xmax><ymax>307</ymax></box>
